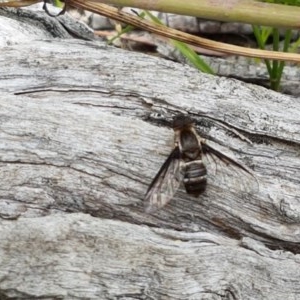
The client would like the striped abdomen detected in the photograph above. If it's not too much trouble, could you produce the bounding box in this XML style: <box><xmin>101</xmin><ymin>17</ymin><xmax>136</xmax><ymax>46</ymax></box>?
<box><xmin>183</xmin><ymin>160</ymin><xmax>207</xmax><ymax>196</ymax></box>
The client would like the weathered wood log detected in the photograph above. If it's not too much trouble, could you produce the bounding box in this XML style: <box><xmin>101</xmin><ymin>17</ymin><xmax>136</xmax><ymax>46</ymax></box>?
<box><xmin>0</xmin><ymin>7</ymin><xmax>300</xmax><ymax>300</ymax></box>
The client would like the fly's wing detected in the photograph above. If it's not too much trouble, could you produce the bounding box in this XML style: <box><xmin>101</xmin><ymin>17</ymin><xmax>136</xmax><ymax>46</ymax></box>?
<box><xmin>202</xmin><ymin>142</ymin><xmax>259</xmax><ymax>194</ymax></box>
<box><xmin>144</xmin><ymin>147</ymin><xmax>185</xmax><ymax>213</ymax></box>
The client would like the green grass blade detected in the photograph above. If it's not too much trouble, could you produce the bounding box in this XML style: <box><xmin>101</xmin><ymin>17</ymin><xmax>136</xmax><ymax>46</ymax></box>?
<box><xmin>252</xmin><ymin>25</ymin><xmax>272</xmax><ymax>77</ymax></box>
<box><xmin>144</xmin><ymin>11</ymin><xmax>214</xmax><ymax>74</ymax></box>
<box><xmin>107</xmin><ymin>11</ymin><xmax>146</xmax><ymax>45</ymax></box>
<box><xmin>172</xmin><ymin>40</ymin><xmax>214</xmax><ymax>74</ymax></box>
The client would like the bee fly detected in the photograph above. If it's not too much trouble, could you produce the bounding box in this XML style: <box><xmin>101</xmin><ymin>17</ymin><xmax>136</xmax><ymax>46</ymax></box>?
<box><xmin>144</xmin><ymin>114</ymin><xmax>255</xmax><ymax>213</ymax></box>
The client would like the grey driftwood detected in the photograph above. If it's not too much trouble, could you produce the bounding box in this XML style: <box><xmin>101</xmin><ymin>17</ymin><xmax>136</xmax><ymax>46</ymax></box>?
<box><xmin>0</xmin><ymin>6</ymin><xmax>300</xmax><ymax>300</ymax></box>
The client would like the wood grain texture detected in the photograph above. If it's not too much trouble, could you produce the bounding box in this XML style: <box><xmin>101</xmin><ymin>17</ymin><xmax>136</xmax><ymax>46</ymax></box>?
<box><xmin>0</xmin><ymin>10</ymin><xmax>300</xmax><ymax>299</ymax></box>
<box><xmin>1</xmin><ymin>213</ymin><xmax>300</xmax><ymax>299</ymax></box>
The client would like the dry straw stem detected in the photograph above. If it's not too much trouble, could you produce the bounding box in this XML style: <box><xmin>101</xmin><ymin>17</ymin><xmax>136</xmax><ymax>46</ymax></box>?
<box><xmin>2</xmin><ymin>0</ymin><xmax>300</xmax><ymax>29</ymax></box>
<box><xmin>90</xmin><ymin>0</ymin><xmax>300</xmax><ymax>28</ymax></box>
<box><xmin>68</xmin><ymin>0</ymin><xmax>300</xmax><ymax>63</ymax></box>
<box><xmin>0</xmin><ymin>0</ymin><xmax>39</xmax><ymax>6</ymax></box>
<box><xmin>1</xmin><ymin>0</ymin><xmax>300</xmax><ymax>62</ymax></box>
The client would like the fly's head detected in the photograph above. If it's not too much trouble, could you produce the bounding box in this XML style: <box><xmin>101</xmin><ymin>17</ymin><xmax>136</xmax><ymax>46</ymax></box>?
<box><xmin>172</xmin><ymin>114</ymin><xmax>195</xmax><ymax>131</ymax></box>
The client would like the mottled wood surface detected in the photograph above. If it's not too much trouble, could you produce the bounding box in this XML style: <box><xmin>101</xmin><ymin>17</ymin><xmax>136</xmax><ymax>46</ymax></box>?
<box><xmin>1</xmin><ymin>213</ymin><xmax>300</xmax><ymax>299</ymax></box>
<box><xmin>0</xmin><ymin>8</ymin><xmax>300</xmax><ymax>300</ymax></box>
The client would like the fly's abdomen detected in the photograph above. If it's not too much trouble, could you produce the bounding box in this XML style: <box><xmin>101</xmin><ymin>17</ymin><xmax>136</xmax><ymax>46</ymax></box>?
<box><xmin>183</xmin><ymin>160</ymin><xmax>207</xmax><ymax>196</ymax></box>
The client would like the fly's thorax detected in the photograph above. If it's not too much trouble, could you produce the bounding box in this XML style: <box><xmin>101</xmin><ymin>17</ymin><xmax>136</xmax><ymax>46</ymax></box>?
<box><xmin>174</xmin><ymin>126</ymin><xmax>202</xmax><ymax>160</ymax></box>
